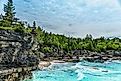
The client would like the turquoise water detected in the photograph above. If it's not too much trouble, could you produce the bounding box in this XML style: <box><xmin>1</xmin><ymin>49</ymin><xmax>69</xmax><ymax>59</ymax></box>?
<box><xmin>24</xmin><ymin>60</ymin><xmax>121</xmax><ymax>81</ymax></box>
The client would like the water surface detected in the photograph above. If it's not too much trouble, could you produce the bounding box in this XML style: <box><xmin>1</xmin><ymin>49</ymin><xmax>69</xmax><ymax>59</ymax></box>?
<box><xmin>24</xmin><ymin>61</ymin><xmax>121</xmax><ymax>81</ymax></box>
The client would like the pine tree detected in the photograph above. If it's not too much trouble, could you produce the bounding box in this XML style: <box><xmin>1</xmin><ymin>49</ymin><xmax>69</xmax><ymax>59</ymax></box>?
<box><xmin>3</xmin><ymin>0</ymin><xmax>16</xmax><ymax>25</ymax></box>
<box><xmin>33</xmin><ymin>21</ymin><xmax>36</xmax><ymax>28</ymax></box>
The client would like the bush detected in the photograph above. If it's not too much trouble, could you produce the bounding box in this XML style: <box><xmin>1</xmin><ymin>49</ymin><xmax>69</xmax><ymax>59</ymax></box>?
<box><xmin>14</xmin><ymin>27</ymin><xmax>24</xmax><ymax>33</ymax></box>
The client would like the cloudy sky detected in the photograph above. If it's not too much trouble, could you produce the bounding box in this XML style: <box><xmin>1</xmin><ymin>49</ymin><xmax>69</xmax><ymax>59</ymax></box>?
<box><xmin>1</xmin><ymin>0</ymin><xmax>121</xmax><ymax>38</ymax></box>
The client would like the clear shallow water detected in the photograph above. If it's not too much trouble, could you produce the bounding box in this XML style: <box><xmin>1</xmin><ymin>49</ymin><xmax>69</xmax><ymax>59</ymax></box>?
<box><xmin>24</xmin><ymin>61</ymin><xmax>121</xmax><ymax>81</ymax></box>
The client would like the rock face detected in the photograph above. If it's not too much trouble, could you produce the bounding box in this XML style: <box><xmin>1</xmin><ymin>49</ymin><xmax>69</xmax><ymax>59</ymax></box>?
<box><xmin>0</xmin><ymin>30</ymin><xmax>39</xmax><ymax>68</ymax></box>
<box><xmin>0</xmin><ymin>66</ymin><xmax>38</xmax><ymax>81</ymax></box>
<box><xmin>82</xmin><ymin>51</ymin><xmax>121</xmax><ymax>63</ymax></box>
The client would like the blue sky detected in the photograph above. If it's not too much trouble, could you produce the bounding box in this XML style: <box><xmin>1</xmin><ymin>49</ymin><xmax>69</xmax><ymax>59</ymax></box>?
<box><xmin>1</xmin><ymin>0</ymin><xmax>121</xmax><ymax>38</ymax></box>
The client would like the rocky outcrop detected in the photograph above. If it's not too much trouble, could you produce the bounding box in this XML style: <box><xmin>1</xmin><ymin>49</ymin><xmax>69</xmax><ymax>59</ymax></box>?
<box><xmin>0</xmin><ymin>30</ymin><xmax>40</xmax><ymax>68</ymax></box>
<box><xmin>0</xmin><ymin>66</ymin><xmax>38</xmax><ymax>81</ymax></box>
<box><xmin>43</xmin><ymin>49</ymin><xmax>121</xmax><ymax>63</ymax></box>
<box><xmin>83</xmin><ymin>56</ymin><xmax>109</xmax><ymax>63</ymax></box>
<box><xmin>80</xmin><ymin>50</ymin><xmax>121</xmax><ymax>63</ymax></box>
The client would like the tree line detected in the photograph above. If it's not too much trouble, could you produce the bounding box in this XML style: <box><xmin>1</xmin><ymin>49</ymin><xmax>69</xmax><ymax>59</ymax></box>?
<box><xmin>1</xmin><ymin>0</ymin><xmax>121</xmax><ymax>55</ymax></box>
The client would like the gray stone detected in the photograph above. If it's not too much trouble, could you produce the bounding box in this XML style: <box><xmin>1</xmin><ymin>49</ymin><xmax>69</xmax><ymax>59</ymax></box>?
<box><xmin>0</xmin><ymin>30</ymin><xmax>39</xmax><ymax>67</ymax></box>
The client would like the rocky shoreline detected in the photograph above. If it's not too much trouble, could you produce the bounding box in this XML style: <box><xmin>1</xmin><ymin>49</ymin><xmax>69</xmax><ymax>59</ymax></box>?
<box><xmin>42</xmin><ymin>50</ymin><xmax>121</xmax><ymax>63</ymax></box>
<box><xmin>1</xmin><ymin>29</ymin><xmax>121</xmax><ymax>81</ymax></box>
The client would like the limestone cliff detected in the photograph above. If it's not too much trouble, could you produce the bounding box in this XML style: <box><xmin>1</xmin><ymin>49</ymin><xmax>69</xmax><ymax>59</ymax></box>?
<box><xmin>0</xmin><ymin>30</ymin><xmax>39</xmax><ymax>69</ymax></box>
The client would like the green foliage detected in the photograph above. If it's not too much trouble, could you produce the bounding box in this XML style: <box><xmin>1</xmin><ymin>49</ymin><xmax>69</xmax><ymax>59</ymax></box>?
<box><xmin>14</xmin><ymin>26</ymin><xmax>24</xmax><ymax>33</ymax></box>
<box><xmin>0</xmin><ymin>26</ymin><xmax>15</xmax><ymax>30</ymax></box>
<box><xmin>3</xmin><ymin>0</ymin><xmax>16</xmax><ymax>26</ymax></box>
<box><xmin>41</xmin><ymin>47</ymin><xmax>53</xmax><ymax>53</ymax></box>
<box><xmin>35</xmin><ymin>30</ymin><xmax>121</xmax><ymax>53</ymax></box>
<box><xmin>24</xmin><ymin>27</ymin><xmax>32</xmax><ymax>33</ymax></box>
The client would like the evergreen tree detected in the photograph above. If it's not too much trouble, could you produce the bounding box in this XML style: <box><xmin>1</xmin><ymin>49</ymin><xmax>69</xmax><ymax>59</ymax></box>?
<box><xmin>3</xmin><ymin>0</ymin><xmax>16</xmax><ymax>25</ymax></box>
<box><xmin>33</xmin><ymin>21</ymin><xmax>36</xmax><ymax>28</ymax></box>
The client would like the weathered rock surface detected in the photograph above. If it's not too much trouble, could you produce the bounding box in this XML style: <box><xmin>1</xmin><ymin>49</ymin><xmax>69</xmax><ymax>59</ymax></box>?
<box><xmin>0</xmin><ymin>66</ymin><xmax>38</xmax><ymax>81</ymax></box>
<box><xmin>43</xmin><ymin>49</ymin><xmax>121</xmax><ymax>63</ymax></box>
<box><xmin>0</xmin><ymin>30</ymin><xmax>39</xmax><ymax>68</ymax></box>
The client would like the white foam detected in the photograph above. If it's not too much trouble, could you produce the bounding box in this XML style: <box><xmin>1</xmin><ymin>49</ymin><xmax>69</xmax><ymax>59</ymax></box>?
<box><xmin>73</xmin><ymin>63</ymin><xmax>86</xmax><ymax>80</ymax></box>
<box><xmin>75</xmin><ymin>69</ymin><xmax>85</xmax><ymax>81</ymax></box>
<box><xmin>77</xmin><ymin>72</ymin><xmax>85</xmax><ymax>81</ymax></box>
<box><xmin>112</xmin><ymin>60</ymin><xmax>121</xmax><ymax>64</ymax></box>
<box><xmin>72</xmin><ymin>62</ymin><xmax>117</xmax><ymax>77</ymax></box>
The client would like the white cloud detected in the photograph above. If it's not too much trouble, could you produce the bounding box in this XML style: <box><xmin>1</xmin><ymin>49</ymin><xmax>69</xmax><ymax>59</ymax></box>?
<box><xmin>1</xmin><ymin>0</ymin><xmax>121</xmax><ymax>38</ymax></box>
